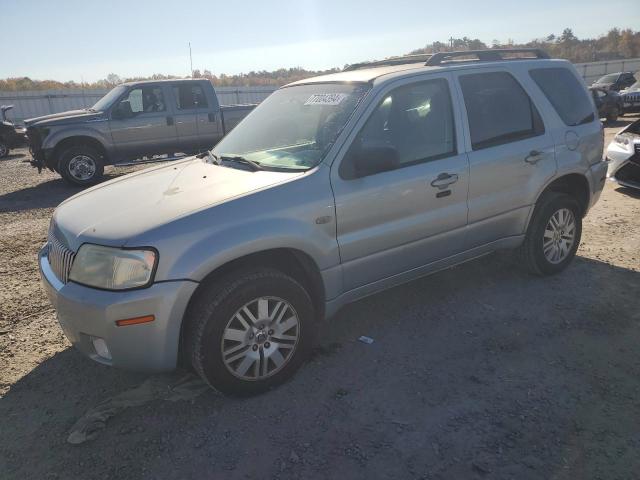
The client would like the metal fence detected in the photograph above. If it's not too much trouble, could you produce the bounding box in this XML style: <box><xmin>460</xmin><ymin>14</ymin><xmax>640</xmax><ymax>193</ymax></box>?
<box><xmin>0</xmin><ymin>86</ymin><xmax>277</xmax><ymax>124</ymax></box>
<box><xmin>575</xmin><ymin>58</ymin><xmax>640</xmax><ymax>85</ymax></box>
<box><xmin>2</xmin><ymin>58</ymin><xmax>640</xmax><ymax>124</ymax></box>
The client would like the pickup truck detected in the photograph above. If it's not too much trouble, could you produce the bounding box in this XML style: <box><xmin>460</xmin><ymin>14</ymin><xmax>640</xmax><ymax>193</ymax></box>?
<box><xmin>26</xmin><ymin>79</ymin><xmax>255</xmax><ymax>185</ymax></box>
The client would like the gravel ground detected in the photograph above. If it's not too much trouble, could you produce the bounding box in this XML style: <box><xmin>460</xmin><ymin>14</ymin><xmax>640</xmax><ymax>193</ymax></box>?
<box><xmin>1</xmin><ymin>119</ymin><xmax>639</xmax><ymax>480</ymax></box>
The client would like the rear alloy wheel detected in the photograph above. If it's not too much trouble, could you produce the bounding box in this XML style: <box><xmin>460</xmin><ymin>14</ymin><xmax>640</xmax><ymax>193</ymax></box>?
<box><xmin>59</xmin><ymin>145</ymin><xmax>104</xmax><ymax>186</ymax></box>
<box><xmin>186</xmin><ymin>268</ymin><xmax>316</xmax><ymax>396</ymax></box>
<box><xmin>0</xmin><ymin>140</ymin><xmax>9</xmax><ymax>158</ymax></box>
<box><xmin>518</xmin><ymin>192</ymin><xmax>582</xmax><ymax>275</ymax></box>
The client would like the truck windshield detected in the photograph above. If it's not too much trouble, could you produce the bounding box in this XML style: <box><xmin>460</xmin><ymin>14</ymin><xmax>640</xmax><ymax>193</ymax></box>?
<box><xmin>91</xmin><ymin>85</ymin><xmax>127</xmax><ymax>111</ymax></box>
<box><xmin>596</xmin><ymin>74</ymin><xmax>619</xmax><ymax>84</ymax></box>
<box><xmin>213</xmin><ymin>83</ymin><xmax>370</xmax><ymax>170</ymax></box>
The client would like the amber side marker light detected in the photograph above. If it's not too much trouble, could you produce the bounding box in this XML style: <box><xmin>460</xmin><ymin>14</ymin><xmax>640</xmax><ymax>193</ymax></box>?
<box><xmin>115</xmin><ymin>315</ymin><xmax>155</xmax><ymax>327</ymax></box>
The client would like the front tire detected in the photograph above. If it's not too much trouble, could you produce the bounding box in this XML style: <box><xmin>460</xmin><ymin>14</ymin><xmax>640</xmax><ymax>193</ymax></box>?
<box><xmin>518</xmin><ymin>192</ymin><xmax>582</xmax><ymax>276</ymax></box>
<box><xmin>0</xmin><ymin>140</ymin><xmax>9</xmax><ymax>158</ymax></box>
<box><xmin>606</xmin><ymin>107</ymin><xmax>619</xmax><ymax>123</ymax></box>
<box><xmin>58</xmin><ymin>145</ymin><xmax>104</xmax><ymax>186</ymax></box>
<box><xmin>185</xmin><ymin>268</ymin><xmax>317</xmax><ymax>396</ymax></box>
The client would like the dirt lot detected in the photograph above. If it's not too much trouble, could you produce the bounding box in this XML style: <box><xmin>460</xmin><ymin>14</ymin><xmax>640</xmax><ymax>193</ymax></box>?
<box><xmin>1</xmin><ymin>119</ymin><xmax>639</xmax><ymax>480</ymax></box>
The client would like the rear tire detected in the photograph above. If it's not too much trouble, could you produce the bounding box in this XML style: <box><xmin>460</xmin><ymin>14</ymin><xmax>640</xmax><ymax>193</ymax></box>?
<box><xmin>59</xmin><ymin>145</ymin><xmax>104</xmax><ymax>186</ymax></box>
<box><xmin>517</xmin><ymin>192</ymin><xmax>582</xmax><ymax>276</ymax></box>
<box><xmin>185</xmin><ymin>268</ymin><xmax>317</xmax><ymax>396</ymax></box>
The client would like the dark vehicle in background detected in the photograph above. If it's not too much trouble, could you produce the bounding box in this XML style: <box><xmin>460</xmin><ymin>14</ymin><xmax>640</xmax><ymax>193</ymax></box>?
<box><xmin>0</xmin><ymin>105</ymin><xmax>28</xmax><ymax>158</ymax></box>
<box><xmin>589</xmin><ymin>87</ymin><xmax>623</xmax><ymax>123</ymax></box>
<box><xmin>25</xmin><ymin>79</ymin><xmax>256</xmax><ymax>185</ymax></box>
<box><xmin>591</xmin><ymin>72</ymin><xmax>636</xmax><ymax>92</ymax></box>
<box><xmin>619</xmin><ymin>81</ymin><xmax>640</xmax><ymax>114</ymax></box>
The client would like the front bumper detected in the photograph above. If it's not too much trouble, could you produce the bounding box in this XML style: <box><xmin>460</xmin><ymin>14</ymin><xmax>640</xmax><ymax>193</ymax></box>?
<box><xmin>606</xmin><ymin>140</ymin><xmax>640</xmax><ymax>189</ymax></box>
<box><xmin>39</xmin><ymin>246</ymin><xmax>198</xmax><ymax>372</ymax></box>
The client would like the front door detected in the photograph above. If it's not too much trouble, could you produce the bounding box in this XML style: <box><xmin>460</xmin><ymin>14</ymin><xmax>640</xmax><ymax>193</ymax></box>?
<box><xmin>331</xmin><ymin>75</ymin><xmax>470</xmax><ymax>292</ymax></box>
<box><xmin>109</xmin><ymin>84</ymin><xmax>179</xmax><ymax>160</ymax></box>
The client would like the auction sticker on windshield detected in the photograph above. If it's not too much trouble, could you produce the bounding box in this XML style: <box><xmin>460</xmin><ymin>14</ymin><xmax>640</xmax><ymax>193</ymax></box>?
<box><xmin>304</xmin><ymin>93</ymin><xmax>348</xmax><ymax>106</ymax></box>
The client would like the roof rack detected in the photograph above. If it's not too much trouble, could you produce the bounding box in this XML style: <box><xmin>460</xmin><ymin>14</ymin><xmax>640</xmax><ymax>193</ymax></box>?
<box><xmin>343</xmin><ymin>53</ymin><xmax>433</xmax><ymax>71</ymax></box>
<box><xmin>425</xmin><ymin>48</ymin><xmax>549</xmax><ymax>66</ymax></box>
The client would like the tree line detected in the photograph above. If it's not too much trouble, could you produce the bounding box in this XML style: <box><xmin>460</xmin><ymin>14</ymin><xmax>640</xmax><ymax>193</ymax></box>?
<box><xmin>2</xmin><ymin>27</ymin><xmax>639</xmax><ymax>91</ymax></box>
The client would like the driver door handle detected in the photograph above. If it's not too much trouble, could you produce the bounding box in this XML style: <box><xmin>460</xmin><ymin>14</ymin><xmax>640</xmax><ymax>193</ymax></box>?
<box><xmin>525</xmin><ymin>150</ymin><xmax>543</xmax><ymax>164</ymax></box>
<box><xmin>430</xmin><ymin>173</ymin><xmax>459</xmax><ymax>189</ymax></box>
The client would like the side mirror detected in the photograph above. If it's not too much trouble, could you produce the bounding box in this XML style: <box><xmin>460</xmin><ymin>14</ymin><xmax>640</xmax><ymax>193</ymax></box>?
<box><xmin>352</xmin><ymin>144</ymin><xmax>400</xmax><ymax>178</ymax></box>
<box><xmin>113</xmin><ymin>101</ymin><xmax>133</xmax><ymax>119</ymax></box>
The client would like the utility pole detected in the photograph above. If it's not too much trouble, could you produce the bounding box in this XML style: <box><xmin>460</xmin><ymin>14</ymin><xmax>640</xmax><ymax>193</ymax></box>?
<box><xmin>189</xmin><ymin>42</ymin><xmax>193</xmax><ymax>78</ymax></box>
<box><xmin>449</xmin><ymin>36</ymin><xmax>454</xmax><ymax>50</ymax></box>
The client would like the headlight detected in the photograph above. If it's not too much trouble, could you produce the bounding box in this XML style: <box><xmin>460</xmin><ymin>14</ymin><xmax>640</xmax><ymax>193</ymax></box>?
<box><xmin>69</xmin><ymin>244</ymin><xmax>157</xmax><ymax>290</ymax></box>
<box><xmin>614</xmin><ymin>134</ymin><xmax>630</xmax><ymax>146</ymax></box>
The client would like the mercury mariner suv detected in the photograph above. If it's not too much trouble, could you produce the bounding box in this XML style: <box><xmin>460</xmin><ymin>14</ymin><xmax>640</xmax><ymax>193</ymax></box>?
<box><xmin>40</xmin><ymin>49</ymin><xmax>607</xmax><ymax>395</ymax></box>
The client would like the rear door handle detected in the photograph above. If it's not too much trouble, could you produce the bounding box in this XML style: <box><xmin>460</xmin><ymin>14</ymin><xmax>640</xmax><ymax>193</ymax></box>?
<box><xmin>166</xmin><ymin>115</ymin><xmax>174</xmax><ymax>126</ymax></box>
<box><xmin>525</xmin><ymin>150</ymin><xmax>543</xmax><ymax>164</ymax></box>
<box><xmin>430</xmin><ymin>173</ymin><xmax>459</xmax><ymax>189</ymax></box>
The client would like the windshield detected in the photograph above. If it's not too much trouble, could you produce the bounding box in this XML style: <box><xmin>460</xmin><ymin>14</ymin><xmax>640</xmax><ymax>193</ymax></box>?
<box><xmin>596</xmin><ymin>73</ymin><xmax>619</xmax><ymax>84</ymax></box>
<box><xmin>213</xmin><ymin>83</ymin><xmax>370</xmax><ymax>170</ymax></box>
<box><xmin>91</xmin><ymin>85</ymin><xmax>126</xmax><ymax>111</ymax></box>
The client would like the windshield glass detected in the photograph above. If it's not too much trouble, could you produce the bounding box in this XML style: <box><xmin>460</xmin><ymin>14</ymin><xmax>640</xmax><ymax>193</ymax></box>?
<box><xmin>92</xmin><ymin>85</ymin><xmax>126</xmax><ymax>111</ymax></box>
<box><xmin>597</xmin><ymin>73</ymin><xmax>619</xmax><ymax>84</ymax></box>
<box><xmin>213</xmin><ymin>83</ymin><xmax>370</xmax><ymax>170</ymax></box>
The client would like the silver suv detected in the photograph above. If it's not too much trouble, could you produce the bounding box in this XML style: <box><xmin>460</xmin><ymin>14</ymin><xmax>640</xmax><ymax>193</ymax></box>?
<box><xmin>40</xmin><ymin>49</ymin><xmax>607</xmax><ymax>395</ymax></box>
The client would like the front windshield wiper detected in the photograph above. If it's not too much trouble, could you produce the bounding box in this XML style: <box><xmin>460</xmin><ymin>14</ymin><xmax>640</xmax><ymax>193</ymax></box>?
<box><xmin>219</xmin><ymin>155</ymin><xmax>264</xmax><ymax>171</ymax></box>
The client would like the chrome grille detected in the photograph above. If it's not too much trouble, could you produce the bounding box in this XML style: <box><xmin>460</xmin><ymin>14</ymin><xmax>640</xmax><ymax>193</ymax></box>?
<box><xmin>47</xmin><ymin>229</ymin><xmax>75</xmax><ymax>283</ymax></box>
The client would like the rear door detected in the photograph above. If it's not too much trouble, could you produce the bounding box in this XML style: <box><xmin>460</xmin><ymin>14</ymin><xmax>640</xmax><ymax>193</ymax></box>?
<box><xmin>109</xmin><ymin>84</ymin><xmax>179</xmax><ymax>159</ymax></box>
<box><xmin>171</xmin><ymin>82</ymin><xmax>220</xmax><ymax>153</ymax></box>
<box><xmin>452</xmin><ymin>68</ymin><xmax>556</xmax><ymax>247</ymax></box>
<box><xmin>331</xmin><ymin>74</ymin><xmax>470</xmax><ymax>292</ymax></box>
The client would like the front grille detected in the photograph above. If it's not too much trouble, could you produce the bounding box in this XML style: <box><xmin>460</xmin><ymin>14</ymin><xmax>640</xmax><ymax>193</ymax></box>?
<box><xmin>47</xmin><ymin>229</ymin><xmax>75</xmax><ymax>283</ymax></box>
<box><xmin>26</xmin><ymin>126</ymin><xmax>42</xmax><ymax>152</ymax></box>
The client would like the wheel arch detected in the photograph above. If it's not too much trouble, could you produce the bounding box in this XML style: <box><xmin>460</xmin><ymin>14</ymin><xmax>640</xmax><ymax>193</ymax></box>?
<box><xmin>177</xmin><ymin>247</ymin><xmax>327</xmax><ymax>367</ymax></box>
<box><xmin>51</xmin><ymin>135</ymin><xmax>108</xmax><ymax>169</ymax></box>
<box><xmin>536</xmin><ymin>172</ymin><xmax>590</xmax><ymax>217</ymax></box>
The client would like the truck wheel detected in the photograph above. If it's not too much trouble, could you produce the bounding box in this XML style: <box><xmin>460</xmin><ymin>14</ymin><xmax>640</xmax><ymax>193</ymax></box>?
<box><xmin>606</xmin><ymin>107</ymin><xmax>619</xmax><ymax>123</ymax></box>
<box><xmin>59</xmin><ymin>145</ymin><xmax>104</xmax><ymax>186</ymax></box>
<box><xmin>517</xmin><ymin>192</ymin><xmax>582</xmax><ymax>276</ymax></box>
<box><xmin>0</xmin><ymin>140</ymin><xmax>9</xmax><ymax>158</ymax></box>
<box><xmin>185</xmin><ymin>268</ymin><xmax>317</xmax><ymax>396</ymax></box>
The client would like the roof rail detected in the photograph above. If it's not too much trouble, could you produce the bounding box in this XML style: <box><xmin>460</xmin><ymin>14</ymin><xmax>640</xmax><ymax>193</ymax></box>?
<box><xmin>344</xmin><ymin>53</ymin><xmax>433</xmax><ymax>71</ymax></box>
<box><xmin>425</xmin><ymin>48</ymin><xmax>549</xmax><ymax>66</ymax></box>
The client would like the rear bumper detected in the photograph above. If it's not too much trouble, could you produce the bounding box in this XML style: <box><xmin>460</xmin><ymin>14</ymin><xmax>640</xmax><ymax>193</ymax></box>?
<box><xmin>39</xmin><ymin>246</ymin><xmax>198</xmax><ymax>372</ymax></box>
<box><xmin>587</xmin><ymin>160</ymin><xmax>608</xmax><ymax>209</ymax></box>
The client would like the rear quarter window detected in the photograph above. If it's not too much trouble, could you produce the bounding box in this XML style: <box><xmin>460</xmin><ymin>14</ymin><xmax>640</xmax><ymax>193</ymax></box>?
<box><xmin>529</xmin><ymin>68</ymin><xmax>595</xmax><ymax>126</ymax></box>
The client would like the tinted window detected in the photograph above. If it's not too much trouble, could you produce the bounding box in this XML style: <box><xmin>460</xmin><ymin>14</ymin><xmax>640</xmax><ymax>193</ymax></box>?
<box><xmin>350</xmin><ymin>79</ymin><xmax>455</xmax><ymax>174</ymax></box>
<box><xmin>459</xmin><ymin>72</ymin><xmax>544</xmax><ymax>150</ymax></box>
<box><xmin>116</xmin><ymin>86</ymin><xmax>165</xmax><ymax>114</ymax></box>
<box><xmin>174</xmin><ymin>84</ymin><xmax>209</xmax><ymax>109</ymax></box>
<box><xmin>530</xmin><ymin>68</ymin><xmax>595</xmax><ymax>126</ymax></box>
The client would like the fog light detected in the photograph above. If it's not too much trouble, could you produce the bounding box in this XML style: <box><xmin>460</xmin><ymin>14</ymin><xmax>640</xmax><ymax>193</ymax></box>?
<box><xmin>91</xmin><ymin>337</ymin><xmax>112</xmax><ymax>360</ymax></box>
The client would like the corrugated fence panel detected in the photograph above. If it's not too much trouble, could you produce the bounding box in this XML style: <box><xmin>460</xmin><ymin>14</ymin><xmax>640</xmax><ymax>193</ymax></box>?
<box><xmin>0</xmin><ymin>86</ymin><xmax>277</xmax><ymax>124</ymax></box>
<box><xmin>575</xmin><ymin>58</ymin><xmax>640</xmax><ymax>84</ymax></box>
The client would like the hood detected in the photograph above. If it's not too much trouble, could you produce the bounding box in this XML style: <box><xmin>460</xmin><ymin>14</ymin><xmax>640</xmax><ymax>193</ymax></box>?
<box><xmin>53</xmin><ymin>157</ymin><xmax>302</xmax><ymax>250</ymax></box>
<box><xmin>24</xmin><ymin>109</ymin><xmax>104</xmax><ymax>127</ymax></box>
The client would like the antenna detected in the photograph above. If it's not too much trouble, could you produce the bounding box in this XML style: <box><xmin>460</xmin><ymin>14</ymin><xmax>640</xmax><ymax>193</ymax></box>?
<box><xmin>189</xmin><ymin>42</ymin><xmax>194</xmax><ymax>78</ymax></box>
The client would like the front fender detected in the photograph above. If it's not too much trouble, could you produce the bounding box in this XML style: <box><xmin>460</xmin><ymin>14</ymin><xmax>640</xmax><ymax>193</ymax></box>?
<box><xmin>42</xmin><ymin>122</ymin><xmax>111</xmax><ymax>153</ymax></box>
<box><xmin>157</xmin><ymin>216</ymin><xmax>340</xmax><ymax>283</ymax></box>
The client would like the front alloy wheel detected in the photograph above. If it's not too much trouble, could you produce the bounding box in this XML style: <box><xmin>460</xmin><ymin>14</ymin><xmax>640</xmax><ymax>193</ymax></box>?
<box><xmin>186</xmin><ymin>268</ymin><xmax>316</xmax><ymax>396</ymax></box>
<box><xmin>221</xmin><ymin>297</ymin><xmax>300</xmax><ymax>380</ymax></box>
<box><xmin>542</xmin><ymin>208</ymin><xmax>576</xmax><ymax>264</ymax></box>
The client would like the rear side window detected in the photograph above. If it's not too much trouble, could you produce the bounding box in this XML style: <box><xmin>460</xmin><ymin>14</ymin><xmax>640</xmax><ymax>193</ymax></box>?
<box><xmin>173</xmin><ymin>84</ymin><xmax>209</xmax><ymax>109</ymax></box>
<box><xmin>459</xmin><ymin>72</ymin><xmax>544</xmax><ymax>150</ymax></box>
<box><xmin>529</xmin><ymin>68</ymin><xmax>595</xmax><ymax>126</ymax></box>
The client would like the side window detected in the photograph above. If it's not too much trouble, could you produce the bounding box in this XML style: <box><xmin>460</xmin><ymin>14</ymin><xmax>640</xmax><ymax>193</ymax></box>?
<box><xmin>116</xmin><ymin>86</ymin><xmax>165</xmax><ymax>115</ymax></box>
<box><xmin>459</xmin><ymin>71</ymin><xmax>544</xmax><ymax>150</ymax></box>
<box><xmin>174</xmin><ymin>84</ymin><xmax>209</xmax><ymax>109</ymax></box>
<box><xmin>343</xmin><ymin>78</ymin><xmax>456</xmax><ymax>178</ymax></box>
<box><xmin>529</xmin><ymin>68</ymin><xmax>595</xmax><ymax>126</ymax></box>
